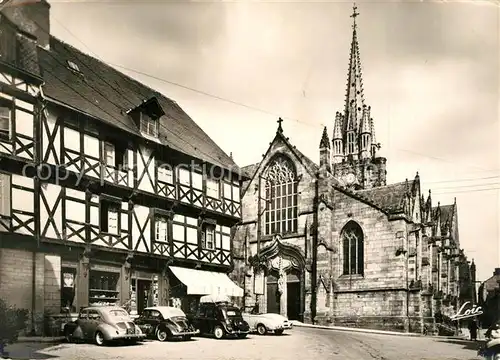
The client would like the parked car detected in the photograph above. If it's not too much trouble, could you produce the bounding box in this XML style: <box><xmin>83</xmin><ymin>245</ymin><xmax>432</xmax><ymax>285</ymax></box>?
<box><xmin>188</xmin><ymin>295</ymin><xmax>250</xmax><ymax>339</ymax></box>
<box><xmin>242</xmin><ymin>312</ymin><xmax>292</xmax><ymax>335</ymax></box>
<box><xmin>134</xmin><ymin>306</ymin><xmax>199</xmax><ymax>341</ymax></box>
<box><xmin>63</xmin><ymin>306</ymin><xmax>145</xmax><ymax>346</ymax></box>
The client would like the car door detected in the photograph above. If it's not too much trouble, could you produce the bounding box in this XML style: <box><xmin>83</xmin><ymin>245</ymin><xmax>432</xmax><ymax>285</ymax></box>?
<box><xmin>192</xmin><ymin>305</ymin><xmax>206</xmax><ymax>334</ymax></box>
<box><xmin>148</xmin><ymin>310</ymin><xmax>162</xmax><ymax>336</ymax></box>
<box><xmin>77</xmin><ymin>310</ymin><xmax>91</xmax><ymax>339</ymax></box>
<box><xmin>135</xmin><ymin>310</ymin><xmax>152</xmax><ymax>336</ymax></box>
<box><xmin>205</xmin><ymin>304</ymin><xmax>216</xmax><ymax>334</ymax></box>
<box><xmin>86</xmin><ymin>309</ymin><xmax>101</xmax><ymax>338</ymax></box>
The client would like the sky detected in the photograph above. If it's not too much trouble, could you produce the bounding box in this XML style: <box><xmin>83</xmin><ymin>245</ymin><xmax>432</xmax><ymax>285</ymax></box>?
<box><xmin>46</xmin><ymin>0</ymin><xmax>499</xmax><ymax>282</ymax></box>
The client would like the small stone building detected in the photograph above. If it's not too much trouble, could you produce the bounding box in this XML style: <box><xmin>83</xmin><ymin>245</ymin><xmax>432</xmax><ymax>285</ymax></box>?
<box><xmin>231</xmin><ymin>6</ymin><xmax>474</xmax><ymax>334</ymax></box>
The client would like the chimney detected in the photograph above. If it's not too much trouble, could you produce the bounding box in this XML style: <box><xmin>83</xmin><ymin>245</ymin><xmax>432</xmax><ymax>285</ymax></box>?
<box><xmin>494</xmin><ymin>268</ymin><xmax>500</xmax><ymax>276</ymax></box>
<box><xmin>1</xmin><ymin>0</ymin><xmax>50</xmax><ymax>49</ymax></box>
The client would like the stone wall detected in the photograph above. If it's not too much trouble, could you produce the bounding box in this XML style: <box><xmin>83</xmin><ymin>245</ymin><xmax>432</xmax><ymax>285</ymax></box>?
<box><xmin>330</xmin><ymin>189</ymin><xmax>408</xmax><ymax>290</ymax></box>
<box><xmin>43</xmin><ymin>254</ymin><xmax>61</xmax><ymax>314</ymax></box>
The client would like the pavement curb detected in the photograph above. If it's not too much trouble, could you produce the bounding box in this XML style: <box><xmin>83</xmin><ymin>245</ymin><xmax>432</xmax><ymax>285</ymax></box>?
<box><xmin>15</xmin><ymin>337</ymin><xmax>65</xmax><ymax>344</ymax></box>
<box><xmin>292</xmin><ymin>322</ymin><xmax>475</xmax><ymax>341</ymax></box>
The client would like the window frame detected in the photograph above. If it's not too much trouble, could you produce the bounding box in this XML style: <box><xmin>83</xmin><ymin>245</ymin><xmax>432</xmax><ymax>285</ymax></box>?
<box><xmin>155</xmin><ymin>215</ymin><xmax>169</xmax><ymax>243</ymax></box>
<box><xmin>206</xmin><ymin>178</ymin><xmax>220</xmax><ymax>199</ymax></box>
<box><xmin>0</xmin><ymin>99</ymin><xmax>12</xmax><ymax>142</ymax></box>
<box><xmin>264</xmin><ymin>156</ymin><xmax>298</xmax><ymax>236</ymax></box>
<box><xmin>99</xmin><ymin>195</ymin><xmax>121</xmax><ymax>236</ymax></box>
<box><xmin>202</xmin><ymin>223</ymin><xmax>216</xmax><ymax>251</ymax></box>
<box><xmin>157</xmin><ymin>163</ymin><xmax>173</xmax><ymax>184</ymax></box>
<box><xmin>341</xmin><ymin>221</ymin><xmax>364</xmax><ymax>276</ymax></box>
<box><xmin>0</xmin><ymin>172</ymin><xmax>11</xmax><ymax>217</ymax></box>
<box><xmin>139</xmin><ymin>113</ymin><xmax>158</xmax><ymax>138</ymax></box>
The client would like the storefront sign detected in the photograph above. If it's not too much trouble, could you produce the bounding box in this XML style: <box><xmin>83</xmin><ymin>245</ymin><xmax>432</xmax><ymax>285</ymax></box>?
<box><xmin>254</xmin><ymin>271</ymin><xmax>264</xmax><ymax>295</ymax></box>
<box><xmin>451</xmin><ymin>301</ymin><xmax>483</xmax><ymax>321</ymax></box>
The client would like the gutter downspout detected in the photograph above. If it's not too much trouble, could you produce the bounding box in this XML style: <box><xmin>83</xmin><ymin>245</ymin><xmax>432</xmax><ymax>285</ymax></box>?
<box><xmin>31</xmin><ymin>83</ymin><xmax>47</xmax><ymax>335</ymax></box>
<box><xmin>311</xmin><ymin>176</ymin><xmax>319</xmax><ymax>324</ymax></box>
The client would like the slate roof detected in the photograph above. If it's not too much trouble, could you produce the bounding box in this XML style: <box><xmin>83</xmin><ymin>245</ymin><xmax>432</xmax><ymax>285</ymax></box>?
<box><xmin>355</xmin><ymin>180</ymin><xmax>414</xmax><ymax>214</ymax></box>
<box><xmin>37</xmin><ymin>36</ymin><xmax>242</xmax><ymax>175</ymax></box>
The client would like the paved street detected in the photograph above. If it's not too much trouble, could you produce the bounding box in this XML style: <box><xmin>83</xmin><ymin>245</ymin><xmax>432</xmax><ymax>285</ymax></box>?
<box><xmin>5</xmin><ymin>327</ymin><xmax>481</xmax><ymax>360</ymax></box>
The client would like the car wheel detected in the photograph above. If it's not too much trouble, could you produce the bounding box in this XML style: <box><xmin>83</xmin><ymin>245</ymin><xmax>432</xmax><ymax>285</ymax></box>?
<box><xmin>213</xmin><ymin>326</ymin><xmax>224</xmax><ymax>339</ymax></box>
<box><xmin>64</xmin><ymin>327</ymin><xmax>73</xmax><ymax>343</ymax></box>
<box><xmin>94</xmin><ymin>331</ymin><xmax>105</xmax><ymax>346</ymax></box>
<box><xmin>275</xmin><ymin>329</ymin><xmax>284</xmax><ymax>335</ymax></box>
<box><xmin>156</xmin><ymin>327</ymin><xmax>168</xmax><ymax>342</ymax></box>
<box><xmin>257</xmin><ymin>324</ymin><xmax>267</xmax><ymax>335</ymax></box>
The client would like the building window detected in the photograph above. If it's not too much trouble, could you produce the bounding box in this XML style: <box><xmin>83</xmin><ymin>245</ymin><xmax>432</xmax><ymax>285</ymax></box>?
<box><xmin>102</xmin><ymin>142</ymin><xmax>127</xmax><ymax>169</ymax></box>
<box><xmin>100</xmin><ymin>198</ymin><xmax>120</xmax><ymax>235</ymax></box>
<box><xmin>206</xmin><ymin>178</ymin><xmax>219</xmax><ymax>198</ymax></box>
<box><xmin>155</xmin><ymin>216</ymin><xmax>168</xmax><ymax>243</ymax></box>
<box><xmin>140</xmin><ymin>113</ymin><xmax>158</xmax><ymax>137</ymax></box>
<box><xmin>264</xmin><ymin>156</ymin><xmax>298</xmax><ymax>235</ymax></box>
<box><xmin>341</xmin><ymin>221</ymin><xmax>364</xmax><ymax>276</ymax></box>
<box><xmin>203</xmin><ymin>224</ymin><xmax>215</xmax><ymax>250</ymax></box>
<box><xmin>0</xmin><ymin>173</ymin><xmax>11</xmax><ymax>216</ymax></box>
<box><xmin>178</xmin><ymin>168</ymin><xmax>190</xmax><ymax>186</ymax></box>
<box><xmin>347</xmin><ymin>132</ymin><xmax>355</xmax><ymax>154</ymax></box>
<box><xmin>157</xmin><ymin>165</ymin><xmax>173</xmax><ymax>183</ymax></box>
<box><xmin>0</xmin><ymin>106</ymin><xmax>11</xmax><ymax>140</ymax></box>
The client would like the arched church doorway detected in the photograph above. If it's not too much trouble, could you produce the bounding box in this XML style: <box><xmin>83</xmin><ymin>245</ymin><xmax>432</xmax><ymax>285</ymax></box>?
<box><xmin>265</xmin><ymin>267</ymin><xmax>302</xmax><ymax>320</ymax></box>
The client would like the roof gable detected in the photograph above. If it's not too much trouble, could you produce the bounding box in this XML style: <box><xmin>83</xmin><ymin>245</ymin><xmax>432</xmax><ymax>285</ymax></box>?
<box><xmin>240</xmin><ymin>129</ymin><xmax>319</xmax><ymax>196</ymax></box>
<box><xmin>38</xmin><ymin>36</ymin><xmax>241</xmax><ymax>175</ymax></box>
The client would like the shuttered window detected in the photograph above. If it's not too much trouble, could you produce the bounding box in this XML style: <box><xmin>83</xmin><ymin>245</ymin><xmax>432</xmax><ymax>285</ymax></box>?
<box><xmin>0</xmin><ymin>173</ymin><xmax>11</xmax><ymax>216</ymax></box>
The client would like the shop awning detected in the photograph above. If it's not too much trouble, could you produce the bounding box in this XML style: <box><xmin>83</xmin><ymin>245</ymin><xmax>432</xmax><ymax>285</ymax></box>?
<box><xmin>169</xmin><ymin>266</ymin><xmax>244</xmax><ymax>297</ymax></box>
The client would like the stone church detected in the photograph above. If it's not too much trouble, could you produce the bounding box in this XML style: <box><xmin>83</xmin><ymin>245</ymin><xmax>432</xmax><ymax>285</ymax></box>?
<box><xmin>231</xmin><ymin>6</ymin><xmax>474</xmax><ymax>334</ymax></box>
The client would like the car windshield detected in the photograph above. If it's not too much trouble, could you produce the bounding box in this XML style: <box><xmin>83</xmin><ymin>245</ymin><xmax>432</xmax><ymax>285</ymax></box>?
<box><xmin>108</xmin><ymin>309</ymin><xmax>129</xmax><ymax>317</ymax></box>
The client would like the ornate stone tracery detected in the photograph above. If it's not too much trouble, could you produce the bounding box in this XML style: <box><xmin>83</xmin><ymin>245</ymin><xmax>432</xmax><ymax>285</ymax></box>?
<box><xmin>264</xmin><ymin>156</ymin><xmax>297</xmax><ymax>186</ymax></box>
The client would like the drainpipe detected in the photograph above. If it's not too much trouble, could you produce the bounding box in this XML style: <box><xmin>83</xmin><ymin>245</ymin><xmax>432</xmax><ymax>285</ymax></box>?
<box><xmin>311</xmin><ymin>177</ymin><xmax>319</xmax><ymax>324</ymax></box>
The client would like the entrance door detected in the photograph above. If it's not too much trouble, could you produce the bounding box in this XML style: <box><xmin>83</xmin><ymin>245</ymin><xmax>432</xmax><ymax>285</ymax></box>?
<box><xmin>286</xmin><ymin>270</ymin><xmax>301</xmax><ymax>320</ymax></box>
<box><xmin>137</xmin><ymin>280</ymin><xmax>152</xmax><ymax>314</ymax></box>
<box><xmin>266</xmin><ymin>273</ymin><xmax>280</xmax><ymax>314</ymax></box>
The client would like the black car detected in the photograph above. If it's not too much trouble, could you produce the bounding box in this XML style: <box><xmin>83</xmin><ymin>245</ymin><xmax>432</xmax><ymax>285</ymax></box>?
<box><xmin>189</xmin><ymin>298</ymin><xmax>250</xmax><ymax>339</ymax></box>
<box><xmin>133</xmin><ymin>306</ymin><xmax>199</xmax><ymax>341</ymax></box>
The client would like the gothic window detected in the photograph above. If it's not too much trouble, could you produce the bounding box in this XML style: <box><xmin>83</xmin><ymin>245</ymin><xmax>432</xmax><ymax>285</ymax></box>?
<box><xmin>341</xmin><ymin>221</ymin><xmax>364</xmax><ymax>275</ymax></box>
<box><xmin>347</xmin><ymin>132</ymin><xmax>355</xmax><ymax>154</ymax></box>
<box><xmin>264</xmin><ymin>156</ymin><xmax>298</xmax><ymax>235</ymax></box>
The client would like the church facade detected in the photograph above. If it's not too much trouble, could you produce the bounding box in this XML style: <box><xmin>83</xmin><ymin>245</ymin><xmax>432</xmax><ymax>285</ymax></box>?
<box><xmin>231</xmin><ymin>6</ymin><xmax>475</xmax><ymax>334</ymax></box>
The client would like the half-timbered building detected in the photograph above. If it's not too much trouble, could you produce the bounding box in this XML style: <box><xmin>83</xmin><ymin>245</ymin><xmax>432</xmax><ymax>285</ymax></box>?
<box><xmin>0</xmin><ymin>0</ymin><xmax>245</xmax><ymax>334</ymax></box>
<box><xmin>232</xmin><ymin>6</ymin><xmax>475</xmax><ymax>334</ymax></box>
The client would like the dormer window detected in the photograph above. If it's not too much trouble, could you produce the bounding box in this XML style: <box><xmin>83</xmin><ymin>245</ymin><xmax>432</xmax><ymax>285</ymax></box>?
<box><xmin>139</xmin><ymin>113</ymin><xmax>158</xmax><ymax>137</ymax></box>
<box><xmin>128</xmin><ymin>97</ymin><xmax>165</xmax><ymax>139</ymax></box>
<box><xmin>67</xmin><ymin>60</ymin><xmax>80</xmax><ymax>73</ymax></box>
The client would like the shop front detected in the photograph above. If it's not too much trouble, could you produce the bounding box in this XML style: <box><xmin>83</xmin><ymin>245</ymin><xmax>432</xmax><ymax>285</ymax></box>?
<box><xmin>167</xmin><ymin>266</ymin><xmax>244</xmax><ymax>314</ymax></box>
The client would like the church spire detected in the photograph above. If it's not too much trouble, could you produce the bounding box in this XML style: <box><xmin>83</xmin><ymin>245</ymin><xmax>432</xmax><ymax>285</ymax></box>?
<box><xmin>344</xmin><ymin>3</ymin><xmax>365</xmax><ymax>135</ymax></box>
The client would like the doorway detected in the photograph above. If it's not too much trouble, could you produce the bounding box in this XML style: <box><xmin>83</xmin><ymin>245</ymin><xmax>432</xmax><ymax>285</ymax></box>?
<box><xmin>266</xmin><ymin>273</ymin><xmax>280</xmax><ymax>314</ymax></box>
<box><xmin>137</xmin><ymin>279</ymin><xmax>152</xmax><ymax>314</ymax></box>
<box><xmin>286</xmin><ymin>280</ymin><xmax>301</xmax><ymax>320</ymax></box>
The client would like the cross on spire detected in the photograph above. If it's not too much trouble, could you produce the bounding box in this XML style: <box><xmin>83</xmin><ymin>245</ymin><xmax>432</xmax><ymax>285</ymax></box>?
<box><xmin>277</xmin><ymin>117</ymin><xmax>283</xmax><ymax>133</ymax></box>
<box><xmin>350</xmin><ymin>3</ymin><xmax>359</xmax><ymax>29</ymax></box>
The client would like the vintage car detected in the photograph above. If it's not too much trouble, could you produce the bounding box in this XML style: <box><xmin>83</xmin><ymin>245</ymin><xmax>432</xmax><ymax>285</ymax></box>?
<box><xmin>133</xmin><ymin>306</ymin><xmax>199</xmax><ymax>341</ymax></box>
<box><xmin>63</xmin><ymin>306</ymin><xmax>145</xmax><ymax>346</ymax></box>
<box><xmin>242</xmin><ymin>312</ymin><xmax>292</xmax><ymax>335</ymax></box>
<box><xmin>188</xmin><ymin>295</ymin><xmax>250</xmax><ymax>339</ymax></box>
